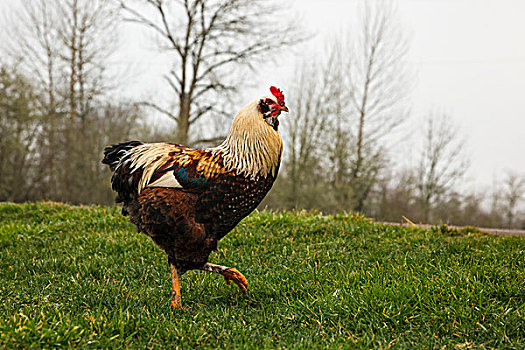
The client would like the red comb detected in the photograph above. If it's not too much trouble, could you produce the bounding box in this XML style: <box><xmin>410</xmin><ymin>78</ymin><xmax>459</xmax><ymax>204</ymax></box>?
<box><xmin>270</xmin><ymin>86</ymin><xmax>285</xmax><ymax>106</ymax></box>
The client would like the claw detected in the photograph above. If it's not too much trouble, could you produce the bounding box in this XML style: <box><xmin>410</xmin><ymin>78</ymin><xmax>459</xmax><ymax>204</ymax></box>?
<box><xmin>221</xmin><ymin>268</ymin><xmax>249</xmax><ymax>293</ymax></box>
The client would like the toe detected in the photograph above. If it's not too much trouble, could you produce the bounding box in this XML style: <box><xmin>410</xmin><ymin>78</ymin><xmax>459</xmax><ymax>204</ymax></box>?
<box><xmin>222</xmin><ymin>268</ymin><xmax>249</xmax><ymax>292</ymax></box>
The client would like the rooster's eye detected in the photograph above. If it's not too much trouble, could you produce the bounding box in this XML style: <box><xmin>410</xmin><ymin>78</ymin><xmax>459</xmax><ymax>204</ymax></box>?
<box><xmin>265</xmin><ymin>98</ymin><xmax>274</xmax><ymax>105</ymax></box>
<box><xmin>259</xmin><ymin>99</ymin><xmax>270</xmax><ymax>113</ymax></box>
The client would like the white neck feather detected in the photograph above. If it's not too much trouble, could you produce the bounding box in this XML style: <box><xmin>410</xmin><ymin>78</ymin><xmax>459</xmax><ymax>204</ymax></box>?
<box><xmin>209</xmin><ymin>100</ymin><xmax>283</xmax><ymax>179</ymax></box>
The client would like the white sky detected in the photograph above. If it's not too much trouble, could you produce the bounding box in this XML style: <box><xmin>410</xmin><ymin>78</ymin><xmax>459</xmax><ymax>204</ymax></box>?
<box><xmin>1</xmin><ymin>0</ymin><xmax>524</xmax><ymax>191</ymax></box>
<box><xmin>278</xmin><ymin>0</ymin><xmax>525</xmax><ymax>191</ymax></box>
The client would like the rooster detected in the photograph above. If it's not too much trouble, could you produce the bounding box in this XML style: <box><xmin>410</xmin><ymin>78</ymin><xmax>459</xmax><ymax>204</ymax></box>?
<box><xmin>102</xmin><ymin>86</ymin><xmax>288</xmax><ymax>308</ymax></box>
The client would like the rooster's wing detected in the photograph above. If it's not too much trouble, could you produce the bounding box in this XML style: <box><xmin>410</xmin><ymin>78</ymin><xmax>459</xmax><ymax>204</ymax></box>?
<box><xmin>109</xmin><ymin>142</ymin><xmax>228</xmax><ymax>196</ymax></box>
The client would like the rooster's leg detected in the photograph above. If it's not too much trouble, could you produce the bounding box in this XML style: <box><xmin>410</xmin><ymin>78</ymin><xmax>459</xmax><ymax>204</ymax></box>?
<box><xmin>200</xmin><ymin>263</ymin><xmax>248</xmax><ymax>292</ymax></box>
<box><xmin>169</xmin><ymin>263</ymin><xmax>182</xmax><ymax>308</ymax></box>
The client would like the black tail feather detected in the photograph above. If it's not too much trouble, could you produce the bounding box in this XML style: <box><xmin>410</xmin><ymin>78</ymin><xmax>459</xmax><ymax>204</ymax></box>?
<box><xmin>102</xmin><ymin>141</ymin><xmax>144</xmax><ymax>210</ymax></box>
<box><xmin>102</xmin><ymin>141</ymin><xmax>143</xmax><ymax>171</ymax></box>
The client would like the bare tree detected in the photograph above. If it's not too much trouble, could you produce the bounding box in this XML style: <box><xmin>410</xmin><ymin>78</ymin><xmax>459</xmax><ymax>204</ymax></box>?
<box><xmin>4</xmin><ymin>0</ymin><xmax>119</xmax><ymax>122</ymax></box>
<box><xmin>415</xmin><ymin>112</ymin><xmax>469</xmax><ymax>223</ymax></box>
<box><xmin>3</xmin><ymin>0</ymin><xmax>64</xmax><ymax>198</ymax></box>
<box><xmin>339</xmin><ymin>1</ymin><xmax>411</xmax><ymax>212</ymax></box>
<box><xmin>0</xmin><ymin>65</ymin><xmax>41</xmax><ymax>202</ymax></box>
<box><xmin>2</xmin><ymin>0</ymin><xmax>137</xmax><ymax>204</ymax></box>
<box><xmin>52</xmin><ymin>0</ymin><xmax>120</xmax><ymax>201</ymax></box>
<box><xmin>273</xmin><ymin>57</ymin><xmax>337</xmax><ymax>209</ymax></box>
<box><xmin>120</xmin><ymin>0</ymin><xmax>302</xmax><ymax>145</ymax></box>
<box><xmin>366</xmin><ymin>168</ymin><xmax>418</xmax><ymax>222</ymax></box>
<box><xmin>266</xmin><ymin>3</ymin><xmax>411</xmax><ymax>213</ymax></box>
<box><xmin>500</xmin><ymin>171</ymin><xmax>525</xmax><ymax>228</ymax></box>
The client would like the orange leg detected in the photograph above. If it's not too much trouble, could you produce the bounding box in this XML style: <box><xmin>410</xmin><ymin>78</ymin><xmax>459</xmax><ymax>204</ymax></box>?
<box><xmin>201</xmin><ymin>263</ymin><xmax>249</xmax><ymax>292</ymax></box>
<box><xmin>170</xmin><ymin>263</ymin><xmax>182</xmax><ymax>308</ymax></box>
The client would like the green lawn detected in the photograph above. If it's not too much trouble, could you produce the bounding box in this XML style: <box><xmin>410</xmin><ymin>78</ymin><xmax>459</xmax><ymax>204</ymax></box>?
<box><xmin>0</xmin><ymin>202</ymin><xmax>524</xmax><ymax>349</ymax></box>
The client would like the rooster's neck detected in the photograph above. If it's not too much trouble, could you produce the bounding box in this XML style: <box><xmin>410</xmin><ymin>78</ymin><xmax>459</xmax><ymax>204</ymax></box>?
<box><xmin>209</xmin><ymin>102</ymin><xmax>283</xmax><ymax>179</ymax></box>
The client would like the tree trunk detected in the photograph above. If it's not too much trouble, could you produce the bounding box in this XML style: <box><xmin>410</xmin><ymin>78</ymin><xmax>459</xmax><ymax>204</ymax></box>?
<box><xmin>177</xmin><ymin>94</ymin><xmax>191</xmax><ymax>145</ymax></box>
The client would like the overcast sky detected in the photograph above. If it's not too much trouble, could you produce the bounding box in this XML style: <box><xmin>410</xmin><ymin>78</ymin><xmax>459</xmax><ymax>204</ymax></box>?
<box><xmin>1</xmin><ymin>0</ymin><xmax>524</xmax><ymax>191</ymax></box>
<box><xmin>280</xmin><ymin>0</ymin><xmax>525</xmax><ymax>191</ymax></box>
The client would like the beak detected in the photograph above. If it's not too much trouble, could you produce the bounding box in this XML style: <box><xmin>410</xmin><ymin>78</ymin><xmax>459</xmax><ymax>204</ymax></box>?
<box><xmin>278</xmin><ymin>105</ymin><xmax>289</xmax><ymax>113</ymax></box>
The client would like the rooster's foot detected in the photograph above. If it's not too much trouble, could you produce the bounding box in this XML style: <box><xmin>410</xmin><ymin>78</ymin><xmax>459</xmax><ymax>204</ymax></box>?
<box><xmin>200</xmin><ymin>263</ymin><xmax>249</xmax><ymax>293</ymax></box>
<box><xmin>221</xmin><ymin>268</ymin><xmax>249</xmax><ymax>293</ymax></box>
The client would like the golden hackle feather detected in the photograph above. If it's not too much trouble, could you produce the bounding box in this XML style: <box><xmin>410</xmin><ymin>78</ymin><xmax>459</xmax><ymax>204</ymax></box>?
<box><xmin>209</xmin><ymin>99</ymin><xmax>283</xmax><ymax>180</ymax></box>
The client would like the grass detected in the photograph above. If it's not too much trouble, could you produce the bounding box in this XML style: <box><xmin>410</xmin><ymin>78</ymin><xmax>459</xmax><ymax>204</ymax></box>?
<box><xmin>0</xmin><ymin>202</ymin><xmax>524</xmax><ymax>349</ymax></box>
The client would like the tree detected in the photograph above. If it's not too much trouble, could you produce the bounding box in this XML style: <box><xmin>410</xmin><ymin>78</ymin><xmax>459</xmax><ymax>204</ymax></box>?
<box><xmin>51</xmin><ymin>0</ymin><xmax>121</xmax><ymax>202</ymax></box>
<box><xmin>4</xmin><ymin>0</ymin><xmax>63</xmax><ymax>199</ymax></box>
<box><xmin>3</xmin><ymin>0</ymin><xmax>142</xmax><ymax>204</ymax></box>
<box><xmin>338</xmin><ymin>1</ymin><xmax>411</xmax><ymax>212</ymax></box>
<box><xmin>272</xmin><ymin>58</ymin><xmax>336</xmax><ymax>210</ymax></box>
<box><xmin>367</xmin><ymin>169</ymin><xmax>418</xmax><ymax>222</ymax></box>
<box><xmin>415</xmin><ymin>112</ymin><xmax>469</xmax><ymax>223</ymax></box>
<box><xmin>501</xmin><ymin>171</ymin><xmax>525</xmax><ymax>228</ymax></box>
<box><xmin>120</xmin><ymin>0</ymin><xmax>301</xmax><ymax>145</ymax></box>
<box><xmin>265</xmin><ymin>2</ymin><xmax>411</xmax><ymax>214</ymax></box>
<box><xmin>5</xmin><ymin>0</ymin><xmax>120</xmax><ymax>130</ymax></box>
<box><xmin>0</xmin><ymin>66</ymin><xmax>40</xmax><ymax>202</ymax></box>
<box><xmin>78</xmin><ymin>101</ymin><xmax>144</xmax><ymax>204</ymax></box>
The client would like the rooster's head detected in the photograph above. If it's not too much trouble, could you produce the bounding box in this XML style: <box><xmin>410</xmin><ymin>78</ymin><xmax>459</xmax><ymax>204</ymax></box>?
<box><xmin>257</xmin><ymin>86</ymin><xmax>289</xmax><ymax>131</ymax></box>
<box><xmin>215</xmin><ymin>86</ymin><xmax>287</xmax><ymax>179</ymax></box>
